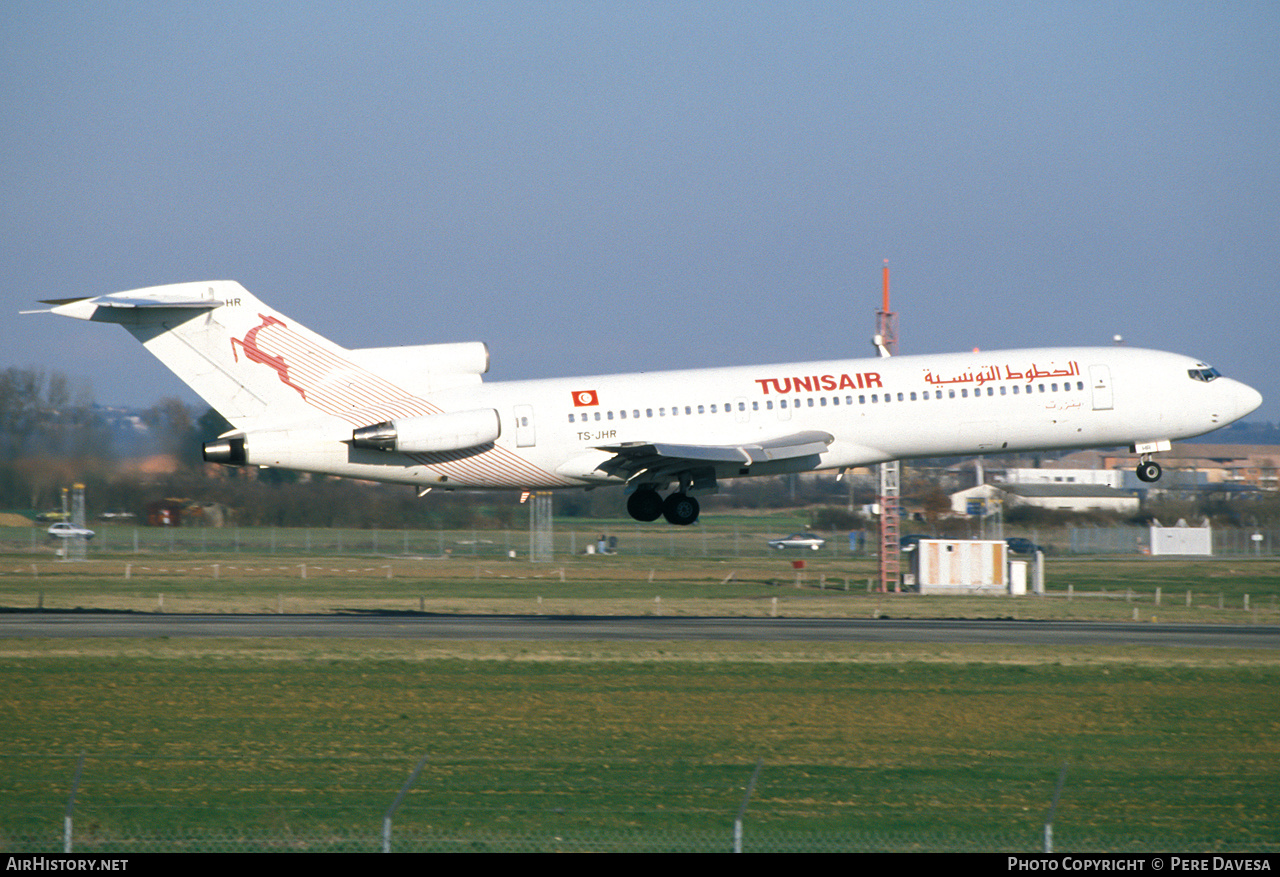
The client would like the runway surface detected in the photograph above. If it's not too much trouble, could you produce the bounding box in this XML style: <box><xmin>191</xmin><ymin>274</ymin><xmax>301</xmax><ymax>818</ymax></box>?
<box><xmin>2</xmin><ymin>613</ymin><xmax>1278</xmax><ymax>649</ymax></box>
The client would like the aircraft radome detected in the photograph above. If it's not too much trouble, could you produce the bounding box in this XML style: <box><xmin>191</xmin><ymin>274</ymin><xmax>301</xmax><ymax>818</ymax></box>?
<box><xmin>30</xmin><ymin>281</ymin><xmax>1263</xmax><ymax>525</ymax></box>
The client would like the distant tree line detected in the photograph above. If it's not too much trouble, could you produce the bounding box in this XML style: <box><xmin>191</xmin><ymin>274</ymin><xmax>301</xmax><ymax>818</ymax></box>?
<box><xmin>3</xmin><ymin>365</ymin><xmax>1277</xmax><ymax>530</ymax></box>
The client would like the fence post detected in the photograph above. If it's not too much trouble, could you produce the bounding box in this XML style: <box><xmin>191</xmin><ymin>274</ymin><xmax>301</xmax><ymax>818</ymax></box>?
<box><xmin>383</xmin><ymin>754</ymin><xmax>428</xmax><ymax>853</ymax></box>
<box><xmin>64</xmin><ymin>751</ymin><xmax>85</xmax><ymax>854</ymax></box>
<box><xmin>733</xmin><ymin>759</ymin><xmax>763</xmax><ymax>853</ymax></box>
<box><xmin>1044</xmin><ymin>761</ymin><xmax>1068</xmax><ymax>853</ymax></box>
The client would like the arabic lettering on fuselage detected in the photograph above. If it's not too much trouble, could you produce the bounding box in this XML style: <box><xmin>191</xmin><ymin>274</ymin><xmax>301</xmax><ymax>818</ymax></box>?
<box><xmin>922</xmin><ymin>361</ymin><xmax>1080</xmax><ymax>386</ymax></box>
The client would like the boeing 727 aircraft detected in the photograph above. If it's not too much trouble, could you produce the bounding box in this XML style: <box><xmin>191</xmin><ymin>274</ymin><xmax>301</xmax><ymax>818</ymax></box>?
<box><xmin>33</xmin><ymin>280</ymin><xmax>1262</xmax><ymax>525</ymax></box>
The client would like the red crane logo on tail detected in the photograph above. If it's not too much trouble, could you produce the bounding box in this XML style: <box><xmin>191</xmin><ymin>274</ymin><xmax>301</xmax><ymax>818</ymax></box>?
<box><xmin>230</xmin><ymin>314</ymin><xmax>308</xmax><ymax>400</ymax></box>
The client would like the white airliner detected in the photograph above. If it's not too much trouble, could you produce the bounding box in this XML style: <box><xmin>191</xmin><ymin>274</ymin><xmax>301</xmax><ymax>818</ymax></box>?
<box><xmin>33</xmin><ymin>280</ymin><xmax>1262</xmax><ymax>525</ymax></box>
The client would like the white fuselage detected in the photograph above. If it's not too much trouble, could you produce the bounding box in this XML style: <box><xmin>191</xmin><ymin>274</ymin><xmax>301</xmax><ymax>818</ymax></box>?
<box><xmin>40</xmin><ymin>281</ymin><xmax>1262</xmax><ymax>500</ymax></box>
<box><xmin>281</xmin><ymin>345</ymin><xmax>1260</xmax><ymax>491</ymax></box>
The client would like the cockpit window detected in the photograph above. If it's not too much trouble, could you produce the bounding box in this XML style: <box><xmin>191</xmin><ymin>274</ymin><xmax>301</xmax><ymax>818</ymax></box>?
<box><xmin>1187</xmin><ymin>366</ymin><xmax>1221</xmax><ymax>382</ymax></box>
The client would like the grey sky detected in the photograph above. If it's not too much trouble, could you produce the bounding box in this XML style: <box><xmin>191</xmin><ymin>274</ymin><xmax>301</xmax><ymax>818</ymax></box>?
<box><xmin>3</xmin><ymin>2</ymin><xmax>1277</xmax><ymax>422</ymax></box>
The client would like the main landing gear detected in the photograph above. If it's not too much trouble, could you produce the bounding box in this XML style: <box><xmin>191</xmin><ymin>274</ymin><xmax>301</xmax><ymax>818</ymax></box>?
<box><xmin>626</xmin><ymin>488</ymin><xmax>700</xmax><ymax>526</ymax></box>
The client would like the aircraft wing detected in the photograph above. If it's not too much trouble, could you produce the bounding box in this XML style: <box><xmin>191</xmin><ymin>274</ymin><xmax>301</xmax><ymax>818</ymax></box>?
<box><xmin>593</xmin><ymin>430</ymin><xmax>833</xmax><ymax>482</ymax></box>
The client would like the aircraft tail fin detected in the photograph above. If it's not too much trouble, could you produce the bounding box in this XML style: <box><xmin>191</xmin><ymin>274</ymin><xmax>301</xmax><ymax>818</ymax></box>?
<box><xmin>45</xmin><ymin>281</ymin><xmax>433</xmax><ymax>431</ymax></box>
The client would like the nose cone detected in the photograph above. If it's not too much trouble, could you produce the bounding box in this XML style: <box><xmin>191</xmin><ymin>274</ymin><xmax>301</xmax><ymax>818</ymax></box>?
<box><xmin>1228</xmin><ymin>379</ymin><xmax>1263</xmax><ymax>422</ymax></box>
<box><xmin>1239</xmin><ymin>382</ymin><xmax>1263</xmax><ymax>418</ymax></box>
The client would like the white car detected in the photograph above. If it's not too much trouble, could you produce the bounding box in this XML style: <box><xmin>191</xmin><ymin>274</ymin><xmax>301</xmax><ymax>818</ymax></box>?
<box><xmin>767</xmin><ymin>532</ymin><xmax>826</xmax><ymax>551</ymax></box>
<box><xmin>47</xmin><ymin>522</ymin><xmax>95</xmax><ymax>540</ymax></box>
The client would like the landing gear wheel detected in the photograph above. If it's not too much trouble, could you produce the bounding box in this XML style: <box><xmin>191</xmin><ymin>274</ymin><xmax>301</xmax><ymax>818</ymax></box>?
<box><xmin>662</xmin><ymin>492</ymin><xmax>700</xmax><ymax>526</ymax></box>
<box><xmin>627</xmin><ymin>489</ymin><xmax>664</xmax><ymax>522</ymax></box>
<box><xmin>1136</xmin><ymin>460</ymin><xmax>1162</xmax><ymax>483</ymax></box>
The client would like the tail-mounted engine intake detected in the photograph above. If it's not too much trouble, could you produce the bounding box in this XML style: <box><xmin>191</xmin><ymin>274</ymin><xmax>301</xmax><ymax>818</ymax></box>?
<box><xmin>203</xmin><ymin>436</ymin><xmax>247</xmax><ymax>464</ymax></box>
<box><xmin>351</xmin><ymin>408</ymin><xmax>501</xmax><ymax>454</ymax></box>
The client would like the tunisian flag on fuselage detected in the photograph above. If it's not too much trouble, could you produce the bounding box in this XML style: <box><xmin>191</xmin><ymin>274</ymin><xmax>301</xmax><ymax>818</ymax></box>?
<box><xmin>572</xmin><ymin>390</ymin><xmax>599</xmax><ymax>407</ymax></box>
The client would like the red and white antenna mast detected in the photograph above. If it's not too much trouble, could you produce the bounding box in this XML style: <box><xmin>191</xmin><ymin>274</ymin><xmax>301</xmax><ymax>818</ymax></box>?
<box><xmin>876</xmin><ymin>260</ymin><xmax>901</xmax><ymax>593</ymax></box>
<box><xmin>875</xmin><ymin>259</ymin><xmax>898</xmax><ymax>356</ymax></box>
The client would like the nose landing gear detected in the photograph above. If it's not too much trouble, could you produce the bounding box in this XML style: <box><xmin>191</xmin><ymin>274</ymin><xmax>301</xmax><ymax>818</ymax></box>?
<box><xmin>1131</xmin><ymin>440</ymin><xmax>1171</xmax><ymax>484</ymax></box>
<box><xmin>1136</xmin><ymin>459</ymin><xmax>1162</xmax><ymax>483</ymax></box>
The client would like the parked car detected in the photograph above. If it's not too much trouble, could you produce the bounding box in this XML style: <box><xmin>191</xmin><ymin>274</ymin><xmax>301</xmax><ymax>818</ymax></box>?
<box><xmin>767</xmin><ymin>532</ymin><xmax>826</xmax><ymax>551</ymax></box>
<box><xmin>1005</xmin><ymin>537</ymin><xmax>1046</xmax><ymax>555</ymax></box>
<box><xmin>47</xmin><ymin>522</ymin><xmax>95</xmax><ymax>540</ymax></box>
<box><xmin>899</xmin><ymin>534</ymin><xmax>926</xmax><ymax>552</ymax></box>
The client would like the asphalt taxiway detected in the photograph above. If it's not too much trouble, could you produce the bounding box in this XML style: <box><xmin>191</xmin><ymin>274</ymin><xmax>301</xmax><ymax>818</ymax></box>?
<box><xmin>2</xmin><ymin>613</ymin><xmax>1277</xmax><ymax>649</ymax></box>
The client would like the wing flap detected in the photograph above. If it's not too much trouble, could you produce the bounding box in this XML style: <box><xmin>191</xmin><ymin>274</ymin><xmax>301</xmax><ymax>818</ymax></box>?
<box><xmin>594</xmin><ymin>430</ymin><xmax>833</xmax><ymax>482</ymax></box>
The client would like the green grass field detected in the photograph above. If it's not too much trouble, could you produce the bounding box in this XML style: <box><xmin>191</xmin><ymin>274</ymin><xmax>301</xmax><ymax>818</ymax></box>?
<box><xmin>2</xmin><ymin>550</ymin><xmax>1278</xmax><ymax>623</ymax></box>
<box><xmin>1</xmin><ymin>547</ymin><xmax>1278</xmax><ymax>852</ymax></box>
<box><xmin>2</xmin><ymin>640</ymin><xmax>1277</xmax><ymax>852</ymax></box>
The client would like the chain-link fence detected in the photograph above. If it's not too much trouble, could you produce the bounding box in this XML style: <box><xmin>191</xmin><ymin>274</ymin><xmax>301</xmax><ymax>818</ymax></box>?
<box><xmin>5</xmin><ymin>523</ymin><xmax>1280</xmax><ymax>561</ymax></box>
<box><xmin>6</xmin><ymin>826</ymin><xmax>1279</xmax><ymax>854</ymax></box>
<box><xmin>6</xmin><ymin>751</ymin><xmax>1277</xmax><ymax>855</ymax></box>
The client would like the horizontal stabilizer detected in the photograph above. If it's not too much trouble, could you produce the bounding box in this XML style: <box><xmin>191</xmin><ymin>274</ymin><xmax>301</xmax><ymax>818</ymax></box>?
<box><xmin>34</xmin><ymin>286</ymin><xmax>227</xmax><ymax>322</ymax></box>
<box><xmin>81</xmin><ymin>297</ymin><xmax>222</xmax><ymax>310</ymax></box>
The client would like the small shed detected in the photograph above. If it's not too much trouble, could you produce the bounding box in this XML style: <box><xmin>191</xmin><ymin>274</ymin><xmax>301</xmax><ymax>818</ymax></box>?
<box><xmin>908</xmin><ymin>539</ymin><xmax>1008</xmax><ymax>594</ymax></box>
<box><xmin>1149</xmin><ymin>519</ymin><xmax>1212</xmax><ymax>556</ymax></box>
